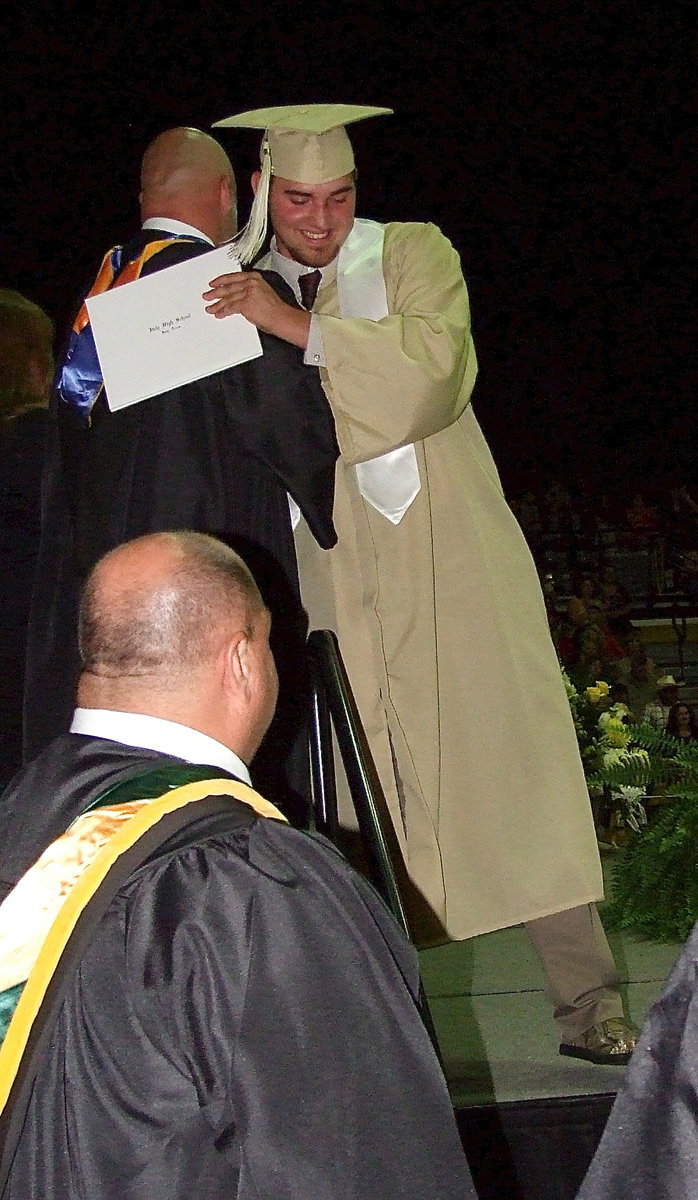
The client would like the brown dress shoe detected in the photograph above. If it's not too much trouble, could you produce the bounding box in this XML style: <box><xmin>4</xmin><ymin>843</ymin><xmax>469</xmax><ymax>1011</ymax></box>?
<box><xmin>559</xmin><ymin>1017</ymin><xmax>639</xmax><ymax>1065</ymax></box>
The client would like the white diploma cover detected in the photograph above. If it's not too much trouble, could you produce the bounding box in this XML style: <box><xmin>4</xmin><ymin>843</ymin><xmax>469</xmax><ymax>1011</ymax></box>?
<box><xmin>86</xmin><ymin>244</ymin><xmax>263</xmax><ymax>411</ymax></box>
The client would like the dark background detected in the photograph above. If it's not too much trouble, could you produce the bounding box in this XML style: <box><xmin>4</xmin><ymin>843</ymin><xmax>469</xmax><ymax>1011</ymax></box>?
<box><xmin>2</xmin><ymin>0</ymin><xmax>693</xmax><ymax>496</ymax></box>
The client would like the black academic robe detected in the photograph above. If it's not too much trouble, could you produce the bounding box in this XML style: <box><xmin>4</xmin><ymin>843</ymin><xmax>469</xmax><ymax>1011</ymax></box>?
<box><xmin>23</xmin><ymin>233</ymin><xmax>338</xmax><ymax>820</ymax></box>
<box><xmin>0</xmin><ymin>736</ymin><xmax>476</xmax><ymax>1200</ymax></box>
<box><xmin>576</xmin><ymin>921</ymin><xmax>698</xmax><ymax>1199</ymax></box>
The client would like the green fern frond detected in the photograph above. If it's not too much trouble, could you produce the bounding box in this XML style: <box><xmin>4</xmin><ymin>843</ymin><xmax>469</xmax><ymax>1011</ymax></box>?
<box><xmin>588</xmin><ymin>722</ymin><xmax>698</xmax><ymax>795</ymax></box>
<box><xmin>604</xmin><ymin>796</ymin><xmax>698</xmax><ymax>941</ymax></box>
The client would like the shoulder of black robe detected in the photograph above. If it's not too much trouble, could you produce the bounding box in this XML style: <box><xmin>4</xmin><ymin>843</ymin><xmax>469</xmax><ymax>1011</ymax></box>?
<box><xmin>577</xmin><ymin>921</ymin><xmax>698</xmax><ymax>1199</ymax></box>
<box><xmin>3</xmin><ymin>794</ymin><xmax>475</xmax><ymax>1200</ymax></box>
<box><xmin>0</xmin><ymin>735</ymin><xmax>201</xmax><ymax>900</ymax></box>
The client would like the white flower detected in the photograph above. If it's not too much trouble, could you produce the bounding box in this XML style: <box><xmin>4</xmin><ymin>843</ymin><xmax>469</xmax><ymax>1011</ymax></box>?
<box><xmin>625</xmin><ymin>748</ymin><xmax>651</xmax><ymax>766</ymax></box>
<box><xmin>602</xmin><ymin>746</ymin><xmax>650</xmax><ymax>770</ymax></box>
<box><xmin>602</xmin><ymin>747</ymin><xmax>626</xmax><ymax>767</ymax></box>
<box><xmin>616</xmin><ymin>786</ymin><xmax>645</xmax><ymax>801</ymax></box>
<box><xmin>561</xmin><ymin>670</ymin><xmax>578</xmax><ymax>700</ymax></box>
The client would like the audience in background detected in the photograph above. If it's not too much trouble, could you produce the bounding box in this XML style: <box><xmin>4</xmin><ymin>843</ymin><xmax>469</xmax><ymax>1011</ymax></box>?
<box><xmin>512</xmin><ymin>478</ymin><xmax>696</xmax><ymax>700</ymax></box>
<box><xmin>598</xmin><ymin>563</ymin><xmax>633</xmax><ymax>635</ymax></box>
<box><xmin>513</xmin><ymin>490</ymin><xmax>543</xmax><ymax>545</ymax></box>
<box><xmin>625</xmin><ymin>492</ymin><xmax>659</xmax><ymax>537</ymax></box>
<box><xmin>567</xmin><ymin>575</ymin><xmax>605</xmax><ymax>630</ymax></box>
<box><xmin>665</xmin><ymin>701</ymin><xmax>697</xmax><ymax>743</ymax></box>
<box><xmin>540</xmin><ymin>479</ymin><xmax>573</xmax><ymax>534</ymax></box>
<box><xmin>616</xmin><ymin>634</ymin><xmax>657</xmax><ymax>717</ymax></box>
<box><xmin>560</xmin><ymin>573</ymin><xmax>628</xmax><ymax>690</ymax></box>
<box><xmin>608</xmin><ymin>682</ymin><xmax>633</xmax><ymax>718</ymax></box>
<box><xmin>642</xmin><ymin>675</ymin><xmax>682</xmax><ymax>730</ymax></box>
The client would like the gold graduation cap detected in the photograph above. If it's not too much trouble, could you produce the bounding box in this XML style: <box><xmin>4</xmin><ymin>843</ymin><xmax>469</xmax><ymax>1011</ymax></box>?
<box><xmin>213</xmin><ymin>103</ymin><xmax>392</xmax><ymax>262</ymax></box>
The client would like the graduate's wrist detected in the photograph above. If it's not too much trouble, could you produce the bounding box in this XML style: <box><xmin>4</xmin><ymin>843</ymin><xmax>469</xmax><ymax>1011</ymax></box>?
<box><xmin>269</xmin><ymin>305</ymin><xmax>311</xmax><ymax>350</ymax></box>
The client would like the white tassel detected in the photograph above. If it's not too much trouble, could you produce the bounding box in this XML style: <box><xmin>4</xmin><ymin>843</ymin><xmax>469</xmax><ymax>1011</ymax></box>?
<box><xmin>225</xmin><ymin>139</ymin><xmax>271</xmax><ymax>264</ymax></box>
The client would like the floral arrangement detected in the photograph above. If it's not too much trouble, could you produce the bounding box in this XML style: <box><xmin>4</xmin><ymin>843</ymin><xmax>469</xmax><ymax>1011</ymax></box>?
<box><xmin>563</xmin><ymin>674</ymin><xmax>648</xmax><ymax>828</ymax></box>
<box><xmin>600</xmin><ymin>731</ymin><xmax>698</xmax><ymax>941</ymax></box>
<box><xmin>564</xmin><ymin>667</ymin><xmax>698</xmax><ymax>940</ymax></box>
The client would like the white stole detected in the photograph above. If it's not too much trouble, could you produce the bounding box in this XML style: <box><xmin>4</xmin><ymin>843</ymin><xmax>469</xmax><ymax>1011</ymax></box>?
<box><xmin>337</xmin><ymin>220</ymin><xmax>420</xmax><ymax>524</ymax></box>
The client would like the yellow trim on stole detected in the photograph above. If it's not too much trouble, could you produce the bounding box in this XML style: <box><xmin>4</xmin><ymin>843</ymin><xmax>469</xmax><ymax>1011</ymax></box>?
<box><xmin>0</xmin><ymin>778</ymin><xmax>286</xmax><ymax>1113</ymax></box>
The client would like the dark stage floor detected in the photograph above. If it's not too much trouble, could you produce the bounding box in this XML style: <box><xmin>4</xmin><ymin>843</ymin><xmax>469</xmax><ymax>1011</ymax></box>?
<box><xmin>419</xmin><ymin>858</ymin><xmax>682</xmax><ymax>1198</ymax></box>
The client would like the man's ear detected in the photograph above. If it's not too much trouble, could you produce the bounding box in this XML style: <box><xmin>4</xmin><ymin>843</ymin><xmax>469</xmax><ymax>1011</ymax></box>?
<box><xmin>251</xmin><ymin>170</ymin><xmax>261</xmax><ymax>196</ymax></box>
<box><xmin>225</xmin><ymin>631</ymin><xmax>253</xmax><ymax>700</ymax></box>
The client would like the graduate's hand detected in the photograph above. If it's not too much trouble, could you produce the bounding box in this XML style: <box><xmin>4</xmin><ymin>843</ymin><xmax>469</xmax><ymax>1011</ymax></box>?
<box><xmin>203</xmin><ymin>271</ymin><xmax>311</xmax><ymax>349</ymax></box>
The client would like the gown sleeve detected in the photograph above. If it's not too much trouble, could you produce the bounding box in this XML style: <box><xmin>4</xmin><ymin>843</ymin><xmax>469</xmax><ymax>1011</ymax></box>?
<box><xmin>316</xmin><ymin>222</ymin><xmax>478</xmax><ymax>464</ymax></box>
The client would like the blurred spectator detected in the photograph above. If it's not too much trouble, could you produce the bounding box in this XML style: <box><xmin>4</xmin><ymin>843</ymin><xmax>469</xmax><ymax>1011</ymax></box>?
<box><xmin>665</xmin><ymin>701</ymin><xmax>698</xmax><ymax>743</ymax></box>
<box><xmin>664</xmin><ymin>476</ymin><xmax>698</xmax><ymax>598</ymax></box>
<box><xmin>573</xmin><ymin>623</ymin><xmax>626</xmax><ymax>690</ymax></box>
<box><xmin>642</xmin><ymin>675</ymin><xmax>682</xmax><ymax>730</ymax></box>
<box><xmin>575</xmin><ymin>623</ymin><xmax>607</xmax><ymax>685</ymax></box>
<box><xmin>541</xmin><ymin>479</ymin><xmax>572</xmax><ymax>534</ymax></box>
<box><xmin>668</xmin><ymin>474</ymin><xmax>698</xmax><ymax>528</ymax></box>
<box><xmin>592</xmin><ymin>492</ymin><xmax>619</xmax><ymax>544</ymax></box>
<box><xmin>675</xmin><ymin>549</ymin><xmax>698</xmax><ymax>601</ymax></box>
<box><xmin>0</xmin><ymin>289</ymin><xmax>53</xmax><ymax>782</ymax></box>
<box><xmin>513</xmin><ymin>490</ymin><xmax>543</xmax><ymax>546</ymax></box>
<box><xmin>625</xmin><ymin>493</ymin><xmax>659</xmax><ymax>538</ymax></box>
<box><xmin>564</xmin><ymin>573</ymin><xmax>627</xmax><ymax>689</ymax></box>
<box><xmin>599</xmin><ymin>563</ymin><xmax>633</xmax><ymax>635</ymax></box>
<box><xmin>608</xmin><ymin>682</ymin><xmax>633</xmax><ymax>717</ymax></box>
<box><xmin>0</xmin><ymin>289</ymin><xmax>54</xmax><ymax>421</ymax></box>
<box><xmin>613</xmin><ymin>633</ymin><xmax>657</xmax><ymax>714</ymax></box>
<box><xmin>568</xmin><ymin>575</ymin><xmax>605</xmax><ymax>629</ymax></box>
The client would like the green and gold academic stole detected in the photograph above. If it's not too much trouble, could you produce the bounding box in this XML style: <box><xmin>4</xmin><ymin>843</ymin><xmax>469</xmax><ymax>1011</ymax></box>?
<box><xmin>0</xmin><ymin>769</ymin><xmax>285</xmax><ymax>1183</ymax></box>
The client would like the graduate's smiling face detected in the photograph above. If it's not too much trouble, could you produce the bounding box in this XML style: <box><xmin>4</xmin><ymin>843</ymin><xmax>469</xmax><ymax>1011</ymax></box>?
<box><xmin>258</xmin><ymin>173</ymin><xmax>356</xmax><ymax>267</ymax></box>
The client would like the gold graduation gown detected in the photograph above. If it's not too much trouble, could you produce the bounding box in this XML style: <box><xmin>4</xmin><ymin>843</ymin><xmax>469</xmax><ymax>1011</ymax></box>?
<box><xmin>293</xmin><ymin>220</ymin><xmax>603</xmax><ymax>942</ymax></box>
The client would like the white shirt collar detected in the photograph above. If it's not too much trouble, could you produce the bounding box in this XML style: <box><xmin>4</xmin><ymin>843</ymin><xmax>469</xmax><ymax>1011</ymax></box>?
<box><xmin>266</xmin><ymin>237</ymin><xmax>337</xmax><ymax>291</ymax></box>
<box><xmin>70</xmin><ymin>709</ymin><xmax>251</xmax><ymax>784</ymax></box>
<box><xmin>142</xmin><ymin>217</ymin><xmax>214</xmax><ymax>246</ymax></box>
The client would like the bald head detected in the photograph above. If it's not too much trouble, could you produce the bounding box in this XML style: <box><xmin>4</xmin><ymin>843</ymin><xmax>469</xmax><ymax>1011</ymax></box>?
<box><xmin>77</xmin><ymin>533</ymin><xmax>278</xmax><ymax>760</ymax></box>
<box><xmin>140</xmin><ymin>128</ymin><xmax>238</xmax><ymax>244</ymax></box>
<box><xmin>79</xmin><ymin>531</ymin><xmax>261</xmax><ymax>678</ymax></box>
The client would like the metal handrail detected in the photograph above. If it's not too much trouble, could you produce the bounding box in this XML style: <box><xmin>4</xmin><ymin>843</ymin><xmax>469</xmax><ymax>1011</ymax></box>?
<box><xmin>307</xmin><ymin>630</ymin><xmax>409</xmax><ymax>931</ymax></box>
<box><xmin>306</xmin><ymin>629</ymin><xmax>441</xmax><ymax>1059</ymax></box>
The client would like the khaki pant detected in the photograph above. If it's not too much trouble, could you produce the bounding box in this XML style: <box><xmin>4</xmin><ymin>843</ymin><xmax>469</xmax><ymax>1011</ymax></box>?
<box><xmin>525</xmin><ymin>904</ymin><xmax>623</xmax><ymax>1042</ymax></box>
